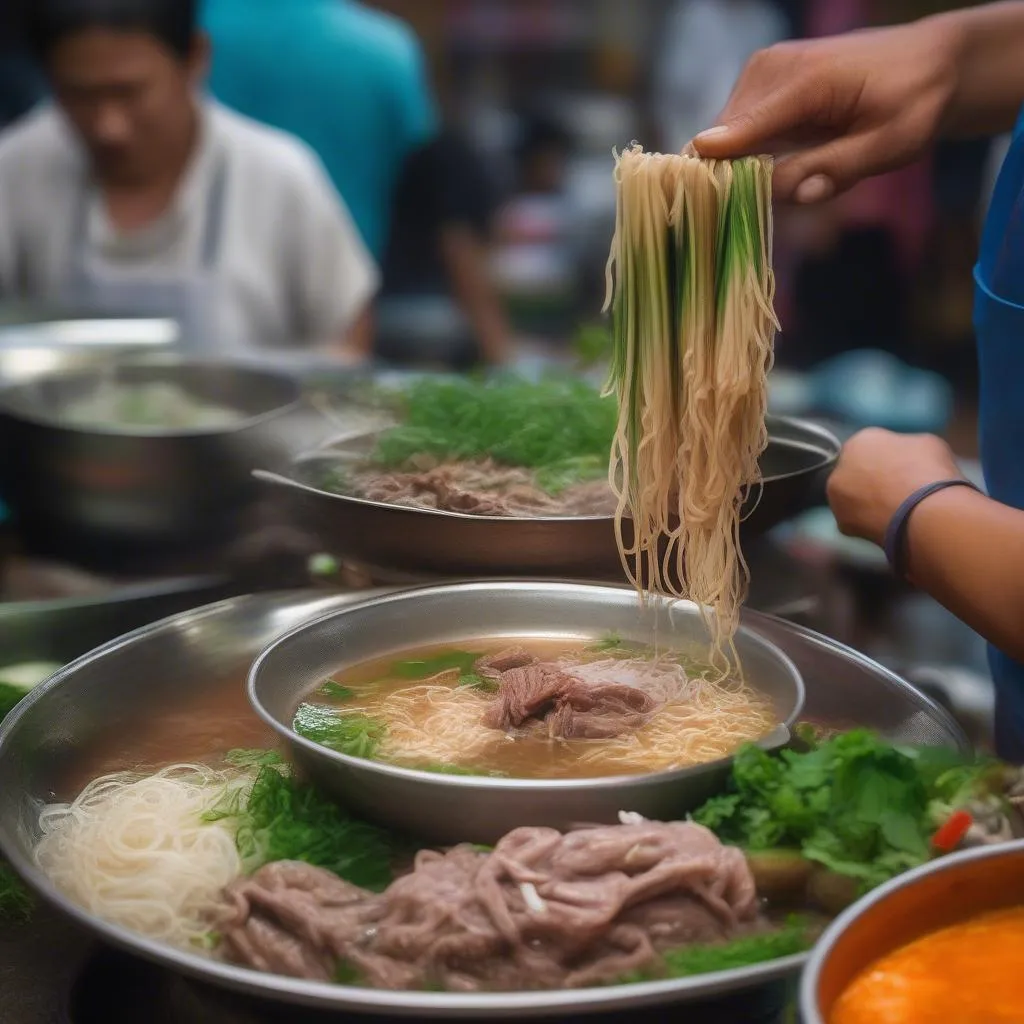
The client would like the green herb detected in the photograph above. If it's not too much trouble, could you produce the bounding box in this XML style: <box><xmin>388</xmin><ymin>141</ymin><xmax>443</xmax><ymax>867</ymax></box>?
<box><xmin>369</xmin><ymin>376</ymin><xmax>617</xmax><ymax>489</ymax></box>
<box><xmin>391</xmin><ymin>651</ymin><xmax>480</xmax><ymax>679</ymax></box>
<box><xmin>456</xmin><ymin>672</ymin><xmax>497</xmax><ymax>693</ymax></box>
<box><xmin>616</xmin><ymin>917</ymin><xmax>812</xmax><ymax>985</ymax></box>
<box><xmin>334</xmin><ymin>960</ymin><xmax>363</xmax><ymax>985</ymax></box>
<box><xmin>692</xmin><ymin>730</ymin><xmax>998</xmax><ymax>892</ymax></box>
<box><xmin>661</xmin><ymin>918</ymin><xmax>812</xmax><ymax>976</ymax></box>
<box><xmin>588</xmin><ymin>632</ymin><xmax>624</xmax><ymax>652</ymax></box>
<box><xmin>0</xmin><ymin>861</ymin><xmax>33</xmax><ymax>923</ymax></box>
<box><xmin>309</xmin><ymin>553</ymin><xmax>340</xmax><ymax>578</ymax></box>
<box><xmin>205</xmin><ymin>763</ymin><xmax>402</xmax><ymax>891</ymax></box>
<box><xmin>319</xmin><ymin>680</ymin><xmax>355</xmax><ymax>700</ymax></box>
<box><xmin>224</xmin><ymin>748</ymin><xmax>285</xmax><ymax>768</ymax></box>
<box><xmin>293</xmin><ymin>705</ymin><xmax>385</xmax><ymax>760</ymax></box>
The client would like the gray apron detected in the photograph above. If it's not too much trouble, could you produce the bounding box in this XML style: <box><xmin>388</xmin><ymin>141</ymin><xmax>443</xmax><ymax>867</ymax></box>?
<box><xmin>59</xmin><ymin>159</ymin><xmax>231</xmax><ymax>354</ymax></box>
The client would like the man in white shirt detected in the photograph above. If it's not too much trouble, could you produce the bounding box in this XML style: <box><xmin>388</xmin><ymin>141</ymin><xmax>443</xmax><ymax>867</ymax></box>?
<box><xmin>0</xmin><ymin>0</ymin><xmax>378</xmax><ymax>357</ymax></box>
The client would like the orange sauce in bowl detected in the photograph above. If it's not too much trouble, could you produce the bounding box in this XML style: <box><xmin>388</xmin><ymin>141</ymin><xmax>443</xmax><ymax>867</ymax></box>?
<box><xmin>830</xmin><ymin>907</ymin><xmax>1024</xmax><ymax>1024</ymax></box>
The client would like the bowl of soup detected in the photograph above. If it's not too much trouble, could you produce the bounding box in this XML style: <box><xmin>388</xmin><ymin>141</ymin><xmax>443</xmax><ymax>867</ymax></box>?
<box><xmin>801</xmin><ymin>839</ymin><xmax>1024</xmax><ymax>1024</ymax></box>
<box><xmin>248</xmin><ymin>580</ymin><xmax>805</xmax><ymax>845</ymax></box>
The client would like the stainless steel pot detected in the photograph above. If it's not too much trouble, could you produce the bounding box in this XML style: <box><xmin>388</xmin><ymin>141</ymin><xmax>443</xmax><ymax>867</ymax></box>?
<box><xmin>0</xmin><ymin>358</ymin><xmax>303</xmax><ymax>557</ymax></box>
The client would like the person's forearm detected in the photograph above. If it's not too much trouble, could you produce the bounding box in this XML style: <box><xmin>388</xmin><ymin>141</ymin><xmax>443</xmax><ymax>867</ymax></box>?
<box><xmin>440</xmin><ymin>226</ymin><xmax>511</xmax><ymax>365</ymax></box>
<box><xmin>905</xmin><ymin>486</ymin><xmax>1024</xmax><ymax>661</ymax></box>
<box><xmin>938</xmin><ymin>2</ymin><xmax>1024</xmax><ymax>137</ymax></box>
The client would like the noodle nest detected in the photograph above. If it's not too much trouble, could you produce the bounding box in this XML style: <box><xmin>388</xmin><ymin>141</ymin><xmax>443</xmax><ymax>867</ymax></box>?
<box><xmin>34</xmin><ymin>764</ymin><xmax>248</xmax><ymax>949</ymax></box>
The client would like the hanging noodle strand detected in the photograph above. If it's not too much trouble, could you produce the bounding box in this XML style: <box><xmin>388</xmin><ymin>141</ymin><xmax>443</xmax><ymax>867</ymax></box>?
<box><xmin>602</xmin><ymin>146</ymin><xmax>777</xmax><ymax>673</ymax></box>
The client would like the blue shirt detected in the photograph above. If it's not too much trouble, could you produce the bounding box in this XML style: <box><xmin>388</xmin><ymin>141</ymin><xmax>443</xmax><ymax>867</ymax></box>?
<box><xmin>203</xmin><ymin>0</ymin><xmax>437</xmax><ymax>258</ymax></box>
<box><xmin>973</xmin><ymin>110</ymin><xmax>1024</xmax><ymax>759</ymax></box>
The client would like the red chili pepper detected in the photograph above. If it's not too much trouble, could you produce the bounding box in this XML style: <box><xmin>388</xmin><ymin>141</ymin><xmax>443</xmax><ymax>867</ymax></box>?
<box><xmin>932</xmin><ymin>809</ymin><xmax>973</xmax><ymax>852</ymax></box>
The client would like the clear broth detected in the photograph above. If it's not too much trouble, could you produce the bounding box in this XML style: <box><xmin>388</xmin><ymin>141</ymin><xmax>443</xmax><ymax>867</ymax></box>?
<box><xmin>295</xmin><ymin>638</ymin><xmax>780</xmax><ymax>780</ymax></box>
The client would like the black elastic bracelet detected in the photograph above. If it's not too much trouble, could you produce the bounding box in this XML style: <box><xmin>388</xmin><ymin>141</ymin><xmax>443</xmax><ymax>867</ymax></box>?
<box><xmin>883</xmin><ymin>479</ymin><xmax>979</xmax><ymax>579</ymax></box>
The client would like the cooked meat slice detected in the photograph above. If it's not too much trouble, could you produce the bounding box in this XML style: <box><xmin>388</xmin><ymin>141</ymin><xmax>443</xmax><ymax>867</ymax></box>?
<box><xmin>482</xmin><ymin>665</ymin><xmax>572</xmax><ymax>731</ymax></box>
<box><xmin>474</xmin><ymin>646</ymin><xmax>537</xmax><ymax>680</ymax></box>
<box><xmin>217</xmin><ymin>821</ymin><xmax>763</xmax><ymax>992</ymax></box>
<box><xmin>549</xmin><ymin>682</ymin><xmax>658</xmax><ymax>740</ymax></box>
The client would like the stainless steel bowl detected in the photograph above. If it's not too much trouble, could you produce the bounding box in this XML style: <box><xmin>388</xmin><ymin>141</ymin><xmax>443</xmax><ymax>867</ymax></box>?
<box><xmin>262</xmin><ymin>415</ymin><xmax>841</xmax><ymax>580</ymax></box>
<box><xmin>800</xmin><ymin>839</ymin><xmax>1024</xmax><ymax>1024</ymax></box>
<box><xmin>0</xmin><ymin>590</ymin><xmax>968</xmax><ymax>1018</ymax></box>
<box><xmin>248</xmin><ymin>581</ymin><xmax>806</xmax><ymax>845</ymax></box>
<box><xmin>0</xmin><ymin>358</ymin><xmax>303</xmax><ymax>557</ymax></box>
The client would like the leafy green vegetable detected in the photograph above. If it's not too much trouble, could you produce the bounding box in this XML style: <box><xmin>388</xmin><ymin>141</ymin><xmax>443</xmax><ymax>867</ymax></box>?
<box><xmin>334</xmin><ymin>960</ymin><xmax>363</xmax><ymax>985</ymax></box>
<box><xmin>692</xmin><ymin>730</ymin><xmax>999</xmax><ymax>892</ymax></box>
<box><xmin>224</xmin><ymin>748</ymin><xmax>285</xmax><ymax>768</ymax></box>
<box><xmin>319</xmin><ymin>680</ymin><xmax>355</xmax><ymax>700</ymax></box>
<box><xmin>369</xmin><ymin>375</ymin><xmax>617</xmax><ymax>490</ymax></box>
<box><xmin>588</xmin><ymin>632</ymin><xmax>624</xmax><ymax>652</ymax></box>
<box><xmin>293</xmin><ymin>705</ymin><xmax>385</xmax><ymax>760</ymax></box>
<box><xmin>391</xmin><ymin>650</ymin><xmax>480</xmax><ymax>679</ymax></box>
<box><xmin>205</xmin><ymin>763</ymin><xmax>403</xmax><ymax>891</ymax></box>
<box><xmin>456</xmin><ymin>672</ymin><xmax>497</xmax><ymax>693</ymax></box>
<box><xmin>661</xmin><ymin>917</ymin><xmax>812</xmax><ymax>977</ymax></box>
<box><xmin>0</xmin><ymin>861</ymin><xmax>33</xmax><ymax>923</ymax></box>
<box><xmin>616</xmin><ymin>916</ymin><xmax>812</xmax><ymax>984</ymax></box>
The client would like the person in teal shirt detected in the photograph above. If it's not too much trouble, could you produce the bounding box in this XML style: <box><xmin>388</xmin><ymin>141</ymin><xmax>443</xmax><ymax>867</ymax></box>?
<box><xmin>203</xmin><ymin>0</ymin><xmax>437</xmax><ymax>258</ymax></box>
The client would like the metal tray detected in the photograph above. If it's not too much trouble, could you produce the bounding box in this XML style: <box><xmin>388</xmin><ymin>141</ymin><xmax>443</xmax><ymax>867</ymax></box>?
<box><xmin>0</xmin><ymin>589</ymin><xmax>967</xmax><ymax>1019</ymax></box>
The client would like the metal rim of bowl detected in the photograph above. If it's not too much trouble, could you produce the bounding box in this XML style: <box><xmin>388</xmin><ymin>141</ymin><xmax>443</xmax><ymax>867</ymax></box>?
<box><xmin>798</xmin><ymin>838</ymin><xmax>1024</xmax><ymax>1023</ymax></box>
<box><xmin>247</xmin><ymin>579</ymin><xmax>807</xmax><ymax>792</ymax></box>
<box><xmin>0</xmin><ymin>356</ymin><xmax>305</xmax><ymax>439</ymax></box>
<box><xmin>285</xmin><ymin>415</ymin><xmax>842</xmax><ymax>524</ymax></box>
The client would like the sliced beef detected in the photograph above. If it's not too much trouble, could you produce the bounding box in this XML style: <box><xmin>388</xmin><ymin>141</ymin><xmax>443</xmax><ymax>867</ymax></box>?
<box><xmin>218</xmin><ymin>820</ymin><xmax>762</xmax><ymax>992</ymax></box>
<box><xmin>482</xmin><ymin>664</ymin><xmax>573</xmax><ymax>731</ymax></box>
<box><xmin>474</xmin><ymin>645</ymin><xmax>537</xmax><ymax>681</ymax></box>
<box><xmin>549</xmin><ymin>682</ymin><xmax>657</xmax><ymax>740</ymax></box>
<box><xmin>346</xmin><ymin>458</ymin><xmax>624</xmax><ymax>518</ymax></box>
<box><xmin>219</xmin><ymin>861</ymin><xmax>378</xmax><ymax>982</ymax></box>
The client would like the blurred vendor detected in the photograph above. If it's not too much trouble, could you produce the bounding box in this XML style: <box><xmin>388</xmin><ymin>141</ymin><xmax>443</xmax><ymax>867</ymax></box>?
<box><xmin>375</xmin><ymin>127</ymin><xmax>511</xmax><ymax>369</ymax></box>
<box><xmin>0</xmin><ymin>0</ymin><xmax>376</xmax><ymax>356</ymax></box>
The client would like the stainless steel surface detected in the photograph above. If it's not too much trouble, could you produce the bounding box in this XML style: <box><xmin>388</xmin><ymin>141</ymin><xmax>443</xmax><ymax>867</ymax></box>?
<box><xmin>0</xmin><ymin>575</ymin><xmax>233</xmax><ymax>665</ymax></box>
<box><xmin>263</xmin><ymin>416</ymin><xmax>841</xmax><ymax>580</ymax></box>
<box><xmin>0</xmin><ymin>358</ymin><xmax>303</xmax><ymax>557</ymax></box>
<box><xmin>0</xmin><ymin>315</ymin><xmax>179</xmax><ymax>385</ymax></box>
<box><xmin>0</xmin><ymin>589</ymin><xmax>968</xmax><ymax>1018</ymax></box>
<box><xmin>800</xmin><ymin>839</ymin><xmax>1024</xmax><ymax>1024</ymax></box>
<box><xmin>249</xmin><ymin>581</ymin><xmax>805</xmax><ymax>846</ymax></box>
<box><xmin>742</xmin><ymin>608</ymin><xmax>970</xmax><ymax>749</ymax></box>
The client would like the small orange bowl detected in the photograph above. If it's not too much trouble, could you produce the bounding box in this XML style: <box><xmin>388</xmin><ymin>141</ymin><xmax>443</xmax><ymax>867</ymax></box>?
<box><xmin>800</xmin><ymin>839</ymin><xmax>1024</xmax><ymax>1024</ymax></box>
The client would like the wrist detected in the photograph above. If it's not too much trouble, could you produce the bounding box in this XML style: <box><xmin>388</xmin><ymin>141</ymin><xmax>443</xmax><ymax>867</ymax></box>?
<box><xmin>884</xmin><ymin>478</ymin><xmax>979</xmax><ymax>579</ymax></box>
<box><xmin>924</xmin><ymin>9</ymin><xmax>972</xmax><ymax>137</ymax></box>
<box><xmin>933</xmin><ymin>1</ymin><xmax>1024</xmax><ymax>138</ymax></box>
